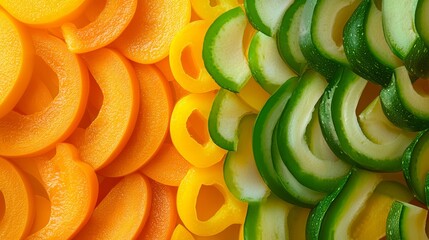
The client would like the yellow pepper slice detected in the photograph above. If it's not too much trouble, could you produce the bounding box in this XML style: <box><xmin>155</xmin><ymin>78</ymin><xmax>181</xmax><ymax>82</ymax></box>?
<box><xmin>190</xmin><ymin>0</ymin><xmax>241</xmax><ymax>21</ymax></box>
<box><xmin>0</xmin><ymin>157</ymin><xmax>34</xmax><ymax>239</ymax></box>
<box><xmin>176</xmin><ymin>163</ymin><xmax>247</xmax><ymax>236</ymax></box>
<box><xmin>0</xmin><ymin>0</ymin><xmax>89</xmax><ymax>27</ymax></box>
<box><xmin>62</xmin><ymin>0</ymin><xmax>137</xmax><ymax>53</ymax></box>
<box><xmin>170</xmin><ymin>92</ymin><xmax>226</xmax><ymax>168</ymax></box>
<box><xmin>27</xmin><ymin>143</ymin><xmax>98</xmax><ymax>240</ymax></box>
<box><xmin>0</xmin><ymin>9</ymin><xmax>33</xmax><ymax>118</ymax></box>
<box><xmin>170</xmin><ymin>20</ymin><xmax>219</xmax><ymax>93</ymax></box>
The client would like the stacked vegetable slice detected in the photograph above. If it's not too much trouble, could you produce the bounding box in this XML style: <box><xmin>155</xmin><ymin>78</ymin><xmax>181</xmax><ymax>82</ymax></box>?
<box><xmin>203</xmin><ymin>0</ymin><xmax>429</xmax><ymax>238</ymax></box>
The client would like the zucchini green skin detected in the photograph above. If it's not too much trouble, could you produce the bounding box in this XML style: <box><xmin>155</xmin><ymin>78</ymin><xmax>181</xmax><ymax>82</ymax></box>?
<box><xmin>202</xmin><ymin>7</ymin><xmax>251</xmax><ymax>92</ymax></box>
<box><xmin>252</xmin><ymin>77</ymin><xmax>303</xmax><ymax>203</ymax></box>
<box><xmin>318</xmin><ymin>69</ymin><xmax>354</xmax><ymax>164</ymax></box>
<box><xmin>224</xmin><ymin>114</ymin><xmax>271</xmax><ymax>203</ymax></box>
<box><xmin>332</xmin><ymin>68</ymin><xmax>413</xmax><ymax>171</ymax></box>
<box><xmin>305</xmin><ymin>172</ymin><xmax>350</xmax><ymax>240</ymax></box>
<box><xmin>402</xmin><ymin>129</ymin><xmax>429</xmax><ymax>204</ymax></box>
<box><xmin>343</xmin><ymin>0</ymin><xmax>392</xmax><ymax>87</ymax></box>
<box><xmin>386</xmin><ymin>201</ymin><xmax>429</xmax><ymax>240</ymax></box>
<box><xmin>277</xmin><ymin>0</ymin><xmax>307</xmax><ymax>75</ymax></box>
<box><xmin>277</xmin><ymin>70</ymin><xmax>351</xmax><ymax>192</ymax></box>
<box><xmin>208</xmin><ymin>89</ymin><xmax>255</xmax><ymax>151</ymax></box>
<box><xmin>416</xmin><ymin>0</ymin><xmax>429</xmax><ymax>48</ymax></box>
<box><xmin>299</xmin><ymin>0</ymin><xmax>341</xmax><ymax>81</ymax></box>
<box><xmin>380</xmin><ymin>68</ymin><xmax>429</xmax><ymax>131</ymax></box>
<box><xmin>248</xmin><ymin>32</ymin><xmax>297</xmax><ymax>94</ymax></box>
<box><xmin>244</xmin><ymin>0</ymin><xmax>292</xmax><ymax>37</ymax></box>
<box><xmin>404</xmin><ymin>37</ymin><xmax>429</xmax><ymax>78</ymax></box>
<box><xmin>318</xmin><ymin>168</ymin><xmax>382</xmax><ymax>239</ymax></box>
<box><xmin>244</xmin><ymin>194</ymin><xmax>293</xmax><ymax>240</ymax></box>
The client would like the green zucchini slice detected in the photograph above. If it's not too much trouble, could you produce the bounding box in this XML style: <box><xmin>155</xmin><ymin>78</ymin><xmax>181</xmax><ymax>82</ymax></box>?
<box><xmin>277</xmin><ymin>0</ymin><xmax>307</xmax><ymax>74</ymax></box>
<box><xmin>224</xmin><ymin>114</ymin><xmax>271</xmax><ymax>203</ymax></box>
<box><xmin>208</xmin><ymin>89</ymin><xmax>255</xmax><ymax>151</ymax></box>
<box><xmin>332</xmin><ymin>68</ymin><xmax>414</xmax><ymax>171</ymax></box>
<box><xmin>416</xmin><ymin>0</ymin><xmax>429</xmax><ymax>47</ymax></box>
<box><xmin>244</xmin><ymin>0</ymin><xmax>293</xmax><ymax>37</ymax></box>
<box><xmin>277</xmin><ymin>70</ymin><xmax>351</xmax><ymax>192</ymax></box>
<box><xmin>386</xmin><ymin>201</ymin><xmax>429</xmax><ymax>240</ymax></box>
<box><xmin>203</xmin><ymin>7</ymin><xmax>251</xmax><ymax>92</ymax></box>
<box><xmin>248</xmin><ymin>31</ymin><xmax>297</xmax><ymax>94</ymax></box>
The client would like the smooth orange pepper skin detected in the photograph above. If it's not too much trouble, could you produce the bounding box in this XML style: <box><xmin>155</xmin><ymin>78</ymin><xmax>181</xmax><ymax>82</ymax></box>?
<box><xmin>98</xmin><ymin>63</ymin><xmax>172</xmax><ymax>177</ymax></box>
<box><xmin>170</xmin><ymin>92</ymin><xmax>227</xmax><ymax>168</ymax></box>
<box><xmin>114</xmin><ymin>0</ymin><xmax>191</xmax><ymax>64</ymax></box>
<box><xmin>170</xmin><ymin>20</ymin><xmax>220</xmax><ymax>93</ymax></box>
<box><xmin>176</xmin><ymin>163</ymin><xmax>247</xmax><ymax>236</ymax></box>
<box><xmin>0</xmin><ymin>0</ymin><xmax>89</xmax><ymax>27</ymax></box>
<box><xmin>69</xmin><ymin>47</ymin><xmax>140</xmax><ymax>170</ymax></box>
<box><xmin>26</xmin><ymin>143</ymin><xmax>98</xmax><ymax>240</ymax></box>
<box><xmin>0</xmin><ymin>9</ymin><xmax>34</xmax><ymax>119</ymax></box>
<box><xmin>75</xmin><ymin>173</ymin><xmax>152</xmax><ymax>240</ymax></box>
<box><xmin>0</xmin><ymin>31</ymin><xmax>89</xmax><ymax>158</ymax></box>
<box><xmin>62</xmin><ymin>0</ymin><xmax>137</xmax><ymax>53</ymax></box>
<box><xmin>0</xmin><ymin>157</ymin><xmax>35</xmax><ymax>239</ymax></box>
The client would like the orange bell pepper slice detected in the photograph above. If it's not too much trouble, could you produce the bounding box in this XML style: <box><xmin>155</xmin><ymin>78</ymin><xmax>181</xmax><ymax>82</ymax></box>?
<box><xmin>0</xmin><ymin>0</ymin><xmax>89</xmax><ymax>27</ymax></box>
<box><xmin>114</xmin><ymin>0</ymin><xmax>191</xmax><ymax>64</ymax></box>
<box><xmin>190</xmin><ymin>0</ymin><xmax>241</xmax><ymax>21</ymax></box>
<box><xmin>170</xmin><ymin>92</ymin><xmax>227</xmax><ymax>168</ymax></box>
<box><xmin>176</xmin><ymin>163</ymin><xmax>247</xmax><ymax>236</ymax></box>
<box><xmin>62</xmin><ymin>0</ymin><xmax>137</xmax><ymax>53</ymax></box>
<box><xmin>69</xmin><ymin>47</ymin><xmax>139</xmax><ymax>170</ymax></box>
<box><xmin>14</xmin><ymin>76</ymin><xmax>53</xmax><ymax>115</ymax></box>
<box><xmin>137</xmin><ymin>180</ymin><xmax>177</xmax><ymax>240</ymax></box>
<box><xmin>0</xmin><ymin>157</ymin><xmax>34</xmax><ymax>239</ymax></box>
<box><xmin>27</xmin><ymin>143</ymin><xmax>98</xmax><ymax>240</ymax></box>
<box><xmin>0</xmin><ymin>9</ymin><xmax>34</xmax><ymax>118</ymax></box>
<box><xmin>141</xmin><ymin>141</ymin><xmax>192</xmax><ymax>187</ymax></box>
<box><xmin>0</xmin><ymin>31</ymin><xmax>89</xmax><ymax>158</ymax></box>
<box><xmin>75</xmin><ymin>173</ymin><xmax>152</xmax><ymax>239</ymax></box>
<box><xmin>170</xmin><ymin>20</ymin><xmax>220</xmax><ymax>93</ymax></box>
<box><xmin>29</xmin><ymin>195</ymin><xmax>51</xmax><ymax>235</ymax></box>
<box><xmin>99</xmin><ymin>63</ymin><xmax>172</xmax><ymax>177</ymax></box>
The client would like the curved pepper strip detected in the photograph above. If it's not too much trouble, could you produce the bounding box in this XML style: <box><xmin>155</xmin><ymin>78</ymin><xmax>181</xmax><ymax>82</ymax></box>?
<box><xmin>69</xmin><ymin>47</ymin><xmax>139</xmax><ymax>170</ymax></box>
<box><xmin>237</xmin><ymin>77</ymin><xmax>270</xmax><ymax>112</ymax></box>
<box><xmin>0</xmin><ymin>157</ymin><xmax>34</xmax><ymax>239</ymax></box>
<box><xmin>75</xmin><ymin>173</ymin><xmax>151</xmax><ymax>239</ymax></box>
<box><xmin>190</xmin><ymin>0</ymin><xmax>241</xmax><ymax>21</ymax></box>
<box><xmin>114</xmin><ymin>0</ymin><xmax>191</xmax><ymax>64</ymax></box>
<box><xmin>0</xmin><ymin>31</ymin><xmax>89</xmax><ymax>158</ymax></box>
<box><xmin>14</xmin><ymin>76</ymin><xmax>53</xmax><ymax>115</ymax></box>
<box><xmin>170</xmin><ymin>20</ymin><xmax>220</xmax><ymax>93</ymax></box>
<box><xmin>27</xmin><ymin>143</ymin><xmax>98</xmax><ymax>240</ymax></box>
<box><xmin>62</xmin><ymin>0</ymin><xmax>137</xmax><ymax>53</ymax></box>
<box><xmin>176</xmin><ymin>163</ymin><xmax>247</xmax><ymax>236</ymax></box>
<box><xmin>0</xmin><ymin>0</ymin><xmax>89</xmax><ymax>27</ymax></box>
<box><xmin>99</xmin><ymin>63</ymin><xmax>172</xmax><ymax>177</ymax></box>
<box><xmin>0</xmin><ymin>9</ymin><xmax>34</xmax><ymax>119</ymax></box>
<box><xmin>170</xmin><ymin>92</ymin><xmax>227</xmax><ymax>168</ymax></box>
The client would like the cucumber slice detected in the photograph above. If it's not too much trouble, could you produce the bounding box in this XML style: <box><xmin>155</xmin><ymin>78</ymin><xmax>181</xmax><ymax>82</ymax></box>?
<box><xmin>277</xmin><ymin>0</ymin><xmax>307</xmax><ymax>75</ymax></box>
<box><xmin>386</xmin><ymin>201</ymin><xmax>429</xmax><ymax>240</ymax></box>
<box><xmin>402</xmin><ymin>129</ymin><xmax>429</xmax><ymax>204</ymax></box>
<box><xmin>244</xmin><ymin>0</ymin><xmax>293</xmax><ymax>37</ymax></box>
<box><xmin>244</xmin><ymin>193</ymin><xmax>294</xmax><ymax>240</ymax></box>
<box><xmin>311</xmin><ymin>0</ymin><xmax>360</xmax><ymax>65</ymax></box>
<box><xmin>203</xmin><ymin>7</ymin><xmax>252</xmax><ymax>92</ymax></box>
<box><xmin>224</xmin><ymin>114</ymin><xmax>271</xmax><ymax>202</ymax></box>
<box><xmin>277</xmin><ymin>70</ymin><xmax>351</xmax><ymax>192</ymax></box>
<box><xmin>343</xmin><ymin>0</ymin><xmax>397</xmax><ymax>87</ymax></box>
<box><xmin>416</xmin><ymin>0</ymin><xmax>429</xmax><ymax>47</ymax></box>
<box><xmin>248</xmin><ymin>31</ymin><xmax>297</xmax><ymax>94</ymax></box>
<box><xmin>332</xmin><ymin>68</ymin><xmax>414</xmax><ymax>171</ymax></box>
<box><xmin>272</xmin><ymin>127</ymin><xmax>327</xmax><ymax>207</ymax></box>
<box><xmin>252</xmin><ymin>77</ymin><xmax>303</xmax><ymax>203</ymax></box>
<box><xmin>382</xmin><ymin>0</ymin><xmax>419</xmax><ymax>59</ymax></box>
<box><xmin>299</xmin><ymin>0</ymin><xmax>341</xmax><ymax>80</ymax></box>
<box><xmin>318</xmin><ymin>168</ymin><xmax>382</xmax><ymax>239</ymax></box>
<box><xmin>208</xmin><ymin>89</ymin><xmax>255</xmax><ymax>151</ymax></box>
<box><xmin>380</xmin><ymin>66</ymin><xmax>429</xmax><ymax>131</ymax></box>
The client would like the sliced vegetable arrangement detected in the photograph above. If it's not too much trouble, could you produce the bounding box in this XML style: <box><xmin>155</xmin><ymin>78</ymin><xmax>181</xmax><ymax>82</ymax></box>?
<box><xmin>1</xmin><ymin>0</ymin><xmax>429</xmax><ymax>239</ymax></box>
